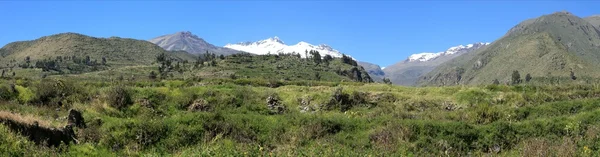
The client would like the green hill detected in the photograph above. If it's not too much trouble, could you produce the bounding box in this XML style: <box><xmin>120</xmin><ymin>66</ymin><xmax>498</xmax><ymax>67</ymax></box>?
<box><xmin>419</xmin><ymin>11</ymin><xmax>600</xmax><ymax>86</ymax></box>
<box><xmin>0</xmin><ymin>33</ymin><xmax>195</xmax><ymax>69</ymax></box>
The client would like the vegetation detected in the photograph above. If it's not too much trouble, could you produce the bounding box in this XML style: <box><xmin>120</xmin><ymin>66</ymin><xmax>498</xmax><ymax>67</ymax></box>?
<box><xmin>0</xmin><ymin>76</ymin><xmax>599</xmax><ymax>156</ymax></box>
<box><xmin>420</xmin><ymin>12</ymin><xmax>600</xmax><ymax>86</ymax></box>
<box><xmin>2</xmin><ymin>23</ymin><xmax>600</xmax><ymax>156</ymax></box>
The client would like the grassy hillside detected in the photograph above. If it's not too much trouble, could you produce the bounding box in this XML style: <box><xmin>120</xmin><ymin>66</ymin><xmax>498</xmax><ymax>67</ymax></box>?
<box><xmin>420</xmin><ymin>12</ymin><xmax>600</xmax><ymax>86</ymax></box>
<box><xmin>0</xmin><ymin>33</ymin><xmax>196</xmax><ymax>69</ymax></box>
<box><xmin>2</xmin><ymin>78</ymin><xmax>600</xmax><ymax>156</ymax></box>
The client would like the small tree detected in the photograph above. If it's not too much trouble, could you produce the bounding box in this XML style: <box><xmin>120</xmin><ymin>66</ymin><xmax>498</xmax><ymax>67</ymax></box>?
<box><xmin>210</xmin><ymin>60</ymin><xmax>217</xmax><ymax>67</ymax></box>
<box><xmin>511</xmin><ymin>70</ymin><xmax>521</xmax><ymax>85</ymax></box>
<box><xmin>570</xmin><ymin>71</ymin><xmax>577</xmax><ymax>80</ymax></box>
<box><xmin>525</xmin><ymin>73</ymin><xmax>532</xmax><ymax>82</ymax></box>
<box><xmin>149</xmin><ymin>71</ymin><xmax>157</xmax><ymax>80</ymax></box>
<box><xmin>493</xmin><ymin>79</ymin><xmax>500</xmax><ymax>85</ymax></box>
<box><xmin>323</xmin><ymin>55</ymin><xmax>333</xmax><ymax>65</ymax></box>
<box><xmin>310</xmin><ymin>50</ymin><xmax>322</xmax><ymax>65</ymax></box>
<box><xmin>382</xmin><ymin>78</ymin><xmax>392</xmax><ymax>85</ymax></box>
<box><xmin>314</xmin><ymin>72</ymin><xmax>321</xmax><ymax>80</ymax></box>
<box><xmin>102</xmin><ymin>57</ymin><xmax>107</xmax><ymax>65</ymax></box>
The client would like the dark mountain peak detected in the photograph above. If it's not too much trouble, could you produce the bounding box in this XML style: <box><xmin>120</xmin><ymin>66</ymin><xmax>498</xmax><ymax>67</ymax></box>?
<box><xmin>149</xmin><ymin>32</ymin><xmax>243</xmax><ymax>55</ymax></box>
<box><xmin>552</xmin><ymin>10</ymin><xmax>573</xmax><ymax>16</ymax></box>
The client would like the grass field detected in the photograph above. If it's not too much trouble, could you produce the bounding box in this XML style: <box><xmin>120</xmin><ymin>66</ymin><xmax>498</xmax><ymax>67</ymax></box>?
<box><xmin>1</xmin><ymin>77</ymin><xmax>600</xmax><ymax>156</ymax></box>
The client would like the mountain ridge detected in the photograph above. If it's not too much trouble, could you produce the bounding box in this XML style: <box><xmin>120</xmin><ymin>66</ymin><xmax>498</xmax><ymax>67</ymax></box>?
<box><xmin>224</xmin><ymin>37</ymin><xmax>346</xmax><ymax>58</ymax></box>
<box><xmin>419</xmin><ymin>11</ymin><xmax>600</xmax><ymax>86</ymax></box>
<box><xmin>149</xmin><ymin>31</ymin><xmax>243</xmax><ymax>55</ymax></box>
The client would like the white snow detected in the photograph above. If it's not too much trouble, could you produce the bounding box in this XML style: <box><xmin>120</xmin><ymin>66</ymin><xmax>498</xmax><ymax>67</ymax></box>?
<box><xmin>225</xmin><ymin>37</ymin><xmax>346</xmax><ymax>58</ymax></box>
<box><xmin>381</xmin><ymin>67</ymin><xmax>386</xmax><ymax>70</ymax></box>
<box><xmin>408</xmin><ymin>53</ymin><xmax>442</xmax><ymax>62</ymax></box>
<box><xmin>406</xmin><ymin>42</ymin><xmax>490</xmax><ymax>62</ymax></box>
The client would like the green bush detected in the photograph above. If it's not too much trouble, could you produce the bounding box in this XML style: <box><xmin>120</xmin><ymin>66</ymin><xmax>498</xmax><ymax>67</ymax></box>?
<box><xmin>33</xmin><ymin>79</ymin><xmax>83</xmax><ymax>106</ymax></box>
<box><xmin>107</xmin><ymin>85</ymin><xmax>133</xmax><ymax>109</ymax></box>
<box><xmin>14</xmin><ymin>85</ymin><xmax>34</xmax><ymax>103</ymax></box>
<box><xmin>0</xmin><ymin>84</ymin><xmax>17</xmax><ymax>101</ymax></box>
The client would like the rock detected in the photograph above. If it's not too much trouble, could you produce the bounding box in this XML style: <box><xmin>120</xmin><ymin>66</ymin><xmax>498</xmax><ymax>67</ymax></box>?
<box><xmin>139</xmin><ymin>98</ymin><xmax>152</xmax><ymax>108</ymax></box>
<box><xmin>298</xmin><ymin>97</ymin><xmax>315</xmax><ymax>113</ymax></box>
<box><xmin>188</xmin><ymin>99</ymin><xmax>210</xmax><ymax>112</ymax></box>
<box><xmin>68</xmin><ymin>109</ymin><xmax>86</xmax><ymax>128</ymax></box>
<box><xmin>266</xmin><ymin>95</ymin><xmax>286</xmax><ymax>114</ymax></box>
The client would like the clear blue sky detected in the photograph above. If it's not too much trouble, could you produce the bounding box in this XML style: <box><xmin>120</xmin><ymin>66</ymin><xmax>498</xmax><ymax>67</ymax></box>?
<box><xmin>0</xmin><ymin>1</ymin><xmax>598</xmax><ymax>66</ymax></box>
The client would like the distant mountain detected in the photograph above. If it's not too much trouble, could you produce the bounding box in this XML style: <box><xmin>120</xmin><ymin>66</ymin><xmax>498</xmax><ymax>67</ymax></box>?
<box><xmin>419</xmin><ymin>11</ymin><xmax>600</xmax><ymax>86</ymax></box>
<box><xmin>358</xmin><ymin>61</ymin><xmax>385</xmax><ymax>81</ymax></box>
<box><xmin>224</xmin><ymin>37</ymin><xmax>345</xmax><ymax>58</ymax></box>
<box><xmin>381</xmin><ymin>42</ymin><xmax>488</xmax><ymax>86</ymax></box>
<box><xmin>0</xmin><ymin>33</ymin><xmax>193</xmax><ymax>66</ymax></box>
<box><xmin>585</xmin><ymin>15</ymin><xmax>600</xmax><ymax>29</ymax></box>
<box><xmin>149</xmin><ymin>31</ymin><xmax>243</xmax><ymax>55</ymax></box>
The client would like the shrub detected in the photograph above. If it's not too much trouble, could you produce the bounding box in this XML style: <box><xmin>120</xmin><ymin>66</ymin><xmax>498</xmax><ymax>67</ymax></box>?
<box><xmin>107</xmin><ymin>85</ymin><xmax>133</xmax><ymax>109</ymax></box>
<box><xmin>13</xmin><ymin>85</ymin><xmax>33</xmax><ymax>103</ymax></box>
<box><xmin>0</xmin><ymin>84</ymin><xmax>17</xmax><ymax>101</ymax></box>
<box><xmin>33</xmin><ymin>79</ymin><xmax>82</xmax><ymax>106</ymax></box>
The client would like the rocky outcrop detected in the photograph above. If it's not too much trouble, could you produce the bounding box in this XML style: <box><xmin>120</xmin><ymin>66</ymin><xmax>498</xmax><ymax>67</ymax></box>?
<box><xmin>188</xmin><ymin>99</ymin><xmax>210</xmax><ymax>112</ymax></box>
<box><xmin>68</xmin><ymin>109</ymin><xmax>86</xmax><ymax>128</ymax></box>
<box><xmin>266</xmin><ymin>95</ymin><xmax>286</xmax><ymax>114</ymax></box>
<box><xmin>0</xmin><ymin>110</ymin><xmax>87</xmax><ymax>147</ymax></box>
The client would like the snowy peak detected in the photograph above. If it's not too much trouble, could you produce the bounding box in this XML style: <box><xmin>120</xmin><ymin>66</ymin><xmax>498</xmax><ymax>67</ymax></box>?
<box><xmin>266</xmin><ymin>36</ymin><xmax>284</xmax><ymax>44</ymax></box>
<box><xmin>407</xmin><ymin>42</ymin><xmax>490</xmax><ymax>62</ymax></box>
<box><xmin>225</xmin><ymin>37</ymin><xmax>345</xmax><ymax>58</ymax></box>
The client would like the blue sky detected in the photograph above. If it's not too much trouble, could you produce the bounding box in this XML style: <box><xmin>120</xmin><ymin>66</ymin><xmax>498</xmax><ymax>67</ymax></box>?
<box><xmin>0</xmin><ymin>1</ymin><xmax>598</xmax><ymax>66</ymax></box>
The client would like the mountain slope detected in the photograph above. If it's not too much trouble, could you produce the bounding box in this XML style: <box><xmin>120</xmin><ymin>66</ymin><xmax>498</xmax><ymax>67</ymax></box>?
<box><xmin>382</xmin><ymin>42</ymin><xmax>488</xmax><ymax>86</ymax></box>
<box><xmin>419</xmin><ymin>11</ymin><xmax>600</xmax><ymax>86</ymax></box>
<box><xmin>0</xmin><ymin>33</ymin><xmax>193</xmax><ymax>66</ymax></box>
<box><xmin>585</xmin><ymin>15</ymin><xmax>600</xmax><ymax>29</ymax></box>
<box><xmin>224</xmin><ymin>37</ymin><xmax>345</xmax><ymax>58</ymax></box>
<box><xmin>358</xmin><ymin>61</ymin><xmax>384</xmax><ymax>81</ymax></box>
<box><xmin>149</xmin><ymin>31</ymin><xmax>243</xmax><ymax>55</ymax></box>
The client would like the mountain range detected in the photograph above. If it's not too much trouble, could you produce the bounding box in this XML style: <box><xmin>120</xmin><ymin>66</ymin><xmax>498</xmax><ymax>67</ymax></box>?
<box><xmin>2</xmin><ymin>11</ymin><xmax>600</xmax><ymax>86</ymax></box>
<box><xmin>224</xmin><ymin>37</ymin><xmax>346</xmax><ymax>58</ymax></box>
<box><xmin>420</xmin><ymin>11</ymin><xmax>600</xmax><ymax>86</ymax></box>
<box><xmin>378</xmin><ymin>42</ymin><xmax>489</xmax><ymax>85</ymax></box>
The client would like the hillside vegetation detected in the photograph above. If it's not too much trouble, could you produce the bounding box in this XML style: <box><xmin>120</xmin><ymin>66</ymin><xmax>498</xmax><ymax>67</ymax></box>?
<box><xmin>0</xmin><ymin>33</ymin><xmax>195</xmax><ymax>74</ymax></box>
<box><xmin>1</xmin><ymin>78</ymin><xmax>600</xmax><ymax>156</ymax></box>
<box><xmin>420</xmin><ymin>12</ymin><xmax>600</xmax><ymax>86</ymax></box>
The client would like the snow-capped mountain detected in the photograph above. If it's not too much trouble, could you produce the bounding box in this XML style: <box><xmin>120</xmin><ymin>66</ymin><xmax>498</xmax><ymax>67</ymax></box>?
<box><xmin>224</xmin><ymin>37</ymin><xmax>345</xmax><ymax>58</ymax></box>
<box><xmin>379</xmin><ymin>42</ymin><xmax>490</xmax><ymax>86</ymax></box>
<box><xmin>407</xmin><ymin>42</ymin><xmax>490</xmax><ymax>62</ymax></box>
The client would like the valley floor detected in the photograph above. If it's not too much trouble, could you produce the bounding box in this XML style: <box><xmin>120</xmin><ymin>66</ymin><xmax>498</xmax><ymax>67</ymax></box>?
<box><xmin>1</xmin><ymin>78</ymin><xmax>600</xmax><ymax>156</ymax></box>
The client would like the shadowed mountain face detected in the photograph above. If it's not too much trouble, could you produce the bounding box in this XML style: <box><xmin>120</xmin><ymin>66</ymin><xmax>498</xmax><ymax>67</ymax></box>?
<box><xmin>358</xmin><ymin>61</ymin><xmax>385</xmax><ymax>81</ymax></box>
<box><xmin>149</xmin><ymin>31</ymin><xmax>243</xmax><ymax>55</ymax></box>
<box><xmin>420</xmin><ymin>11</ymin><xmax>600</xmax><ymax>86</ymax></box>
